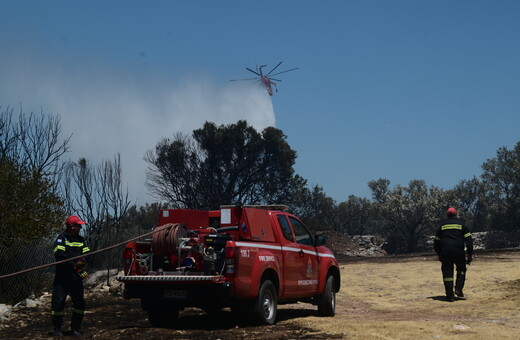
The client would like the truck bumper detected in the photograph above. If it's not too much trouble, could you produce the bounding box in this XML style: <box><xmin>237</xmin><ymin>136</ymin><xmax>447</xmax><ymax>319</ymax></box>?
<box><xmin>120</xmin><ymin>280</ymin><xmax>234</xmax><ymax>307</ymax></box>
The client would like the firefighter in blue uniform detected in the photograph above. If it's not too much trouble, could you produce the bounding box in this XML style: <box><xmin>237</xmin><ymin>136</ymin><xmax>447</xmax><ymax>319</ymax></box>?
<box><xmin>51</xmin><ymin>215</ymin><xmax>90</xmax><ymax>336</ymax></box>
<box><xmin>434</xmin><ymin>208</ymin><xmax>473</xmax><ymax>302</ymax></box>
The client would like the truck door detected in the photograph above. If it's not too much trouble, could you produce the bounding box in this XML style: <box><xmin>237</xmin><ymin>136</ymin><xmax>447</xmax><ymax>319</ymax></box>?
<box><xmin>287</xmin><ymin>216</ymin><xmax>320</xmax><ymax>295</ymax></box>
<box><xmin>277</xmin><ymin>214</ymin><xmax>300</xmax><ymax>296</ymax></box>
<box><xmin>277</xmin><ymin>214</ymin><xmax>319</xmax><ymax>296</ymax></box>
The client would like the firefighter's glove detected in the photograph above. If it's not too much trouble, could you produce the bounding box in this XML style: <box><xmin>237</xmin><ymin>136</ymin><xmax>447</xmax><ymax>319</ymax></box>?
<box><xmin>466</xmin><ymin>257</ymin><xmax>473</xmax><ymax>265</ymax></box>
<box><xmin>75</xmin><ymin>259</ymin><xmax>86</xmax><ymax>270</ymax></box>
<box><xmin>78</xmin><ymin>270</ymin><xmax>89</xmax><ymax>279</ymax></box>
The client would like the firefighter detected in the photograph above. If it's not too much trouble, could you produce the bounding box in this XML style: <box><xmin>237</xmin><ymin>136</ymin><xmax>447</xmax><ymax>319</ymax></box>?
<box><xmin>50</xmin><ymin>215</ymin><xmax>90</xmax><ymax>336</ymax></box>
<box><xmin>434</xmin><ymin>208</ymin><xmax>473</xmax><ymax>302</ymax></box>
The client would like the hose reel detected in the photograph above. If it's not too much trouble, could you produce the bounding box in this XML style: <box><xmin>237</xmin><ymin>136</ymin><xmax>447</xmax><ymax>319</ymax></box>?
<box><xmin>151</xmin><ymin>223</ymin><xmax>189</xmax><ymax>257</ymax></box>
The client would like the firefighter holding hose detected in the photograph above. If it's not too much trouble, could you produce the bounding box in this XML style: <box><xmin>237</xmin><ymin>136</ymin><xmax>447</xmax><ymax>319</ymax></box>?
<box><xmin>50</xmin><ymin>215</ymin><xmax>90</xmax><ymax>337</ymax></box>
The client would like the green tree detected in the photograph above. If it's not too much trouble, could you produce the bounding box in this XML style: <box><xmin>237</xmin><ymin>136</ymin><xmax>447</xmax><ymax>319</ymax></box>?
<box><xmin>0</xmin><ymin>159</ymin><xmax>63</xmax><ymax>245</ymax></box>
<box><xmin>336</xmin><ymin>195</ymin><xmax>374</xmax><ymax>236</ymax></box>
<box><xmin>0</xmin><ymin>107</ymin><xmax>68</xmax><ymax>304</ymax></box>
<box><xmin>480</xmin><ymin>142</ymin><xmax>520</xmax><ymax>231</ymax></box>
<box><xmin>369</xmin><ymin>178</ymin><xmax>446</xmax><ymax>253</ymax></box>
<box><xmin>0</xmin><ymin>107</ymin><xmax>68</xmax><ymax>243</ymax></box>
<box><xmin>121</xmin><ymin>202</ymin><xmax>169</xmax><ymax>235</ymax></box>
<box><xmin>145</xmin><ymin>121</ymin><xmax>300</xmax><ymax>209</ymax></box>
<box><xmin>290</xmin><ymin>184</ymin><xmax>337</xmax><ymax>232</ymax></box>
<box><xmin>450</xmin><ymin>177</ymin><xmax>489</xmax><ymax>232</ymax></box>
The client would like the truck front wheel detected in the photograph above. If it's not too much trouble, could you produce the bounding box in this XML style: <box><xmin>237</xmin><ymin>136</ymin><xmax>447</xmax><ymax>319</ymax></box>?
<box><xmin>254</xmin><ymin>280</ymin><xmax>277</xmax><ymax>325</ymax></box>
<box><xmin>317</xmin><ymin>275</ymin><xmax>336</xmax><ymax>316</ymax></box>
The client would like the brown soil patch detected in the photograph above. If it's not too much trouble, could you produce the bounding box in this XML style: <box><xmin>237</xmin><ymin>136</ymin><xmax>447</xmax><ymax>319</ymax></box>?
<box><xmin>1</xmin><ymin>249</ymin><xmax>519</xmax><ymax>339</ymax></box>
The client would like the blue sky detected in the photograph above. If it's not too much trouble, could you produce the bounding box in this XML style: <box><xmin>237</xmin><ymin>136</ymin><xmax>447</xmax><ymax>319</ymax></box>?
<box><xmin>1</xmin><ymin>1</ymin><xmax>519</xmax><ymax>205</ymax></box>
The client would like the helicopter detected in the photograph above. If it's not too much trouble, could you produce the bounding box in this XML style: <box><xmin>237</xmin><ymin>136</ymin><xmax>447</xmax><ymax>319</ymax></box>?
<box><xmin>231</xmin><ymin>62</ymin><xmax>299</xmax><ymax>96</ymax></box>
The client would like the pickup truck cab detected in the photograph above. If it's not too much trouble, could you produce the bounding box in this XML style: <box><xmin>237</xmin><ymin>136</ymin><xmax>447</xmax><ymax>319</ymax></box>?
<box><xmin>116</xmin><ymin>204</ymin><xmax>340</xmax><ymax>326</ymax></box>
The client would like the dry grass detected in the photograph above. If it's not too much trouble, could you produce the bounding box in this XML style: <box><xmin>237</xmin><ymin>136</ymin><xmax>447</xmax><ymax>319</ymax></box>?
<box><xmin>281</xmin><ymin>251</ymin><xmax>520</xmax><ymax>339</ymax></box>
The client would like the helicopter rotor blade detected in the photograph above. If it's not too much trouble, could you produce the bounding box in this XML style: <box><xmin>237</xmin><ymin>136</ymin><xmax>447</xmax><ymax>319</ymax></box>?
<box><xmin>270</xmin><ymin>67</ymin><xmax>299</xmax><ymax>77</ymax></box>
<box><xmin>267</xmin><ymin>61</ymin><xmax>283</xmax><ymax>76</ymax></box>
<box><xmin>230</xmin><ymin>77</ymin><xmax>259</xmax><ymax>81</ymax></box>
<box><xmin>270</xmin><ymin>78</ymin><xmax>282</xmax><ymax>82</ymax></box>
<box><xmin>246</xmin><ymin>67</ymin><xmax>261</xmax><ymax>76</ymax></box>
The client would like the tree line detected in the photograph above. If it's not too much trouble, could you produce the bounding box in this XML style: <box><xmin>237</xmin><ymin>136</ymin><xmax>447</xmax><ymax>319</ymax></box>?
<box><xmin>2</xmin><ymin>106</ymin><xmax>520</xmax><ymax>260</ymax></box>
<box><xmin>144</xmin><ymin>119</ymin><xmax>520</xmax><ymax>253</ymax></box>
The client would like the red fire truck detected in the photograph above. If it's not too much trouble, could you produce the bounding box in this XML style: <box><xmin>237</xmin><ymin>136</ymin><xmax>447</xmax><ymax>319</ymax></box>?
<box><xmin>116</xmin><ymin>204</ymin><xmax>340</xmax><ymax>327</ymax></box>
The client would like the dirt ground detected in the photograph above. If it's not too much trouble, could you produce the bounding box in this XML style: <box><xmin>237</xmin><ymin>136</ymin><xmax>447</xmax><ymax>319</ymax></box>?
<box><xmin>1</xmin><ymin>249</ymin><xmax>519</xmax><ymax>339</ymax></box>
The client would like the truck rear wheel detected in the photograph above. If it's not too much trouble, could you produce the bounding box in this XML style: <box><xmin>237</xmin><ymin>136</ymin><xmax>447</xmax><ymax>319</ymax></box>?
<box><xmin>254</xmin><ymin>280</ymin><xmax>277</xmax><ymax>325</ymax></box>
<box><xmin>317</xmin><ymin>275</ymin><xmax>336</xmax><ymax>316</ymax></box>
<box><xmin>147</xmin><ymin>305</ymin><xmax>179</xmax><ymax>328</ymax></box>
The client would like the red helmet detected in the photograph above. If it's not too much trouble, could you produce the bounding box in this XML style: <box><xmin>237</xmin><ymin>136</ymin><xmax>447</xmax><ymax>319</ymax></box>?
<box><xmin>447</xmin><ymin>208</ymin><xmax>457</xmax><ymax>216</ymax></box>
<box><xmin>65</xmin><ymin>215</ymin><xmax>86</xmax><ymax>226</ymax></box>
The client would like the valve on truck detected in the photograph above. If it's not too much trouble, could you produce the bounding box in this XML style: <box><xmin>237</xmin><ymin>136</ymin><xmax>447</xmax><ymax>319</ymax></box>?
<box><xmin>136</xmin><ymin>253</ymin><xmax>150</xmax><ymax>275</ymax></box>
<box><xmin>203</xmin><ymin>246</ymin><xmax>217</xmax><ymax>274</ymax></box>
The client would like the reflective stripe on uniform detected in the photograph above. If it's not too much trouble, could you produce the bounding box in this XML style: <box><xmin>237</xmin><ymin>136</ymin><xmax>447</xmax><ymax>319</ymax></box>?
<box><xmin>73</xmin><ymin>309</ymin><xmax>85</xmax><ymax>315</ymax></box>
<box><xmin>434</xmin><ymin>236</ymin><xmax>440</xmax><ymax>240</ymax></box>
<box><xmin>464</xmin><ymin>232</ymin><xmax>471</xmax><ymax>238</ymax></box>
<box><xmin>441</xmin><ymin>224</ymin><xmax>462</xmax><ymax>230</ymax></box>
<box><xmin>65</xmin><ymin>241</ymin><xmax>84</xmax><ymax>247</ymax></box>
<box><xmin>53</xmin><ymin>245</ymin><xmax>66</xmax><ymax>253</ymax></box>
<box><xmin>443</xmin><ymin>277</ymin><xmax>454</xmax><ymax>282</ymax></box>
<box><xmin>51</xmin><ymin>311</ymin><xmax>64</xmax><ymax>316</ymax></box>
<box><xmin>82</xmin><ymin>247</ymin><xmax>90</xmax><ymax>253</ymax></box>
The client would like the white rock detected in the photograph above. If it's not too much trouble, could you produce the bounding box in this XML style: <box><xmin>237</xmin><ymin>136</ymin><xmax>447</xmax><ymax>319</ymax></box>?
<box><xmin>453</xmin><ymin>324</ymin><xmax>470</xmax><ymax>331</ymax></box>
<box><xmin>84</xmin><ymin>269</ymin><xmax>119</xmax><ymax>287</ymax></box>
<box><xmin>13</xmin><ymin>301</ymin><xmax>24</xmax><ymax>308</ymax></box>
<box><xmin>24</xmin><ymin>299</ymin><xmax>41</xmax><ymax>308</ymax></box>
<box><xmin>0</xmin><ymin>304</ymin><xmax>12</xmax><ymax>321</ymax></box>
<box><xmin>109</xmin><ymin>284</ymin><xmax>122</xmax><ymax>295</ymax></box>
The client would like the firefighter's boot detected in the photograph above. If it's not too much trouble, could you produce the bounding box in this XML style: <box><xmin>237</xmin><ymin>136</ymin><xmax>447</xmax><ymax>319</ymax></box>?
<box><xmin>51</xmin><ymin>312</ymin><xmax>64</xmax><ymax>336</ymax></box>
<box><xmin>70</xmin><ymin>309</ymin><xmax>84</xmax><ymax>334</ymax></box>
<box><xmin>455</xmin><ymin>271</ymin><xmax>465</xmax><ymax>297</ymax></box>
<box><xmin>443</xmin><ymin>278</ymin><xmax>454</xmax><ymax>301</ymax></box>
<box><xmin>71</xmin><ymin>330</ymin><xmax>83</xmax><ymax>337</ymax></box>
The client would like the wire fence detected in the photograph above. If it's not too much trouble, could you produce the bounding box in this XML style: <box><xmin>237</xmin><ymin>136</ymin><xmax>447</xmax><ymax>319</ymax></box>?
<box><xmin>0</xmin><ymin>238</ymin><xmax>55</xmax><ymax>304</ymax></box>
<box><xmin>0</xmin><ymin>227</ymin><xmax>140</xmax><ymax>305</ymax></box>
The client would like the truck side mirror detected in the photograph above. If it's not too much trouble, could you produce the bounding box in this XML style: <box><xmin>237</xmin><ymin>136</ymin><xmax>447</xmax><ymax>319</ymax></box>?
<box><xmin>314</xmin><ymin>234</ymin><xmax>326</xmax><ymax>246</ymax></box>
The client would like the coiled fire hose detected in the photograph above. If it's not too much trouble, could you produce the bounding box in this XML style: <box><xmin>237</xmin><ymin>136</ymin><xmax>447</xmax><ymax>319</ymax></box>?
<box><xmin>151</xmin><ymin>223</ymin><xmax>188</xmax><ymax>257</ymax></box>
<box><xmin>0</xmin><ymin>223</ymin><xmax>177</xmax><ymax>280</ymax></box>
